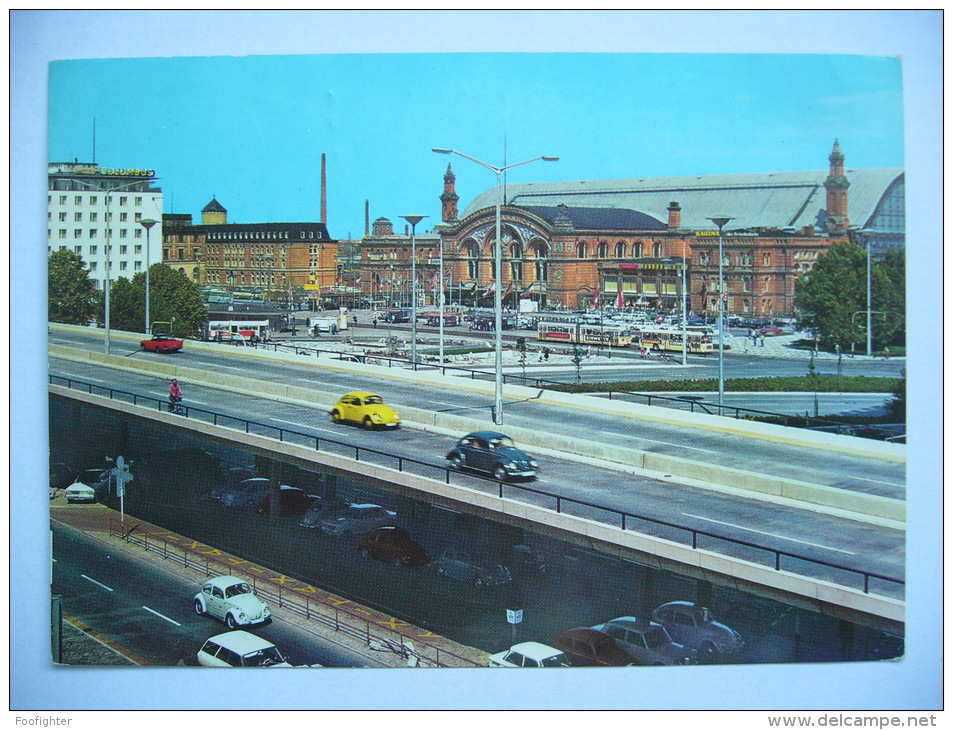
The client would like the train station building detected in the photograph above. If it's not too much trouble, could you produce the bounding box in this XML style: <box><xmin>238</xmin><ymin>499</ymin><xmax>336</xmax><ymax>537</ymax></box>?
<box><xmin>421</xmin><ymin>141</ymin><xmax>904</xmax><ymax>315</ymax></box>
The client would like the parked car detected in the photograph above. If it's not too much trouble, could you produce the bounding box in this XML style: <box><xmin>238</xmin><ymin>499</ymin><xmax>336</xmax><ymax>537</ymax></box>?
<box><xmin>592</xmin><ymin>617</ymin><xmax>697</xmax><ymax>665</ymax></box>
<box><xmin>488</xmin><ymin>642</ymin><xmax>571</xmax><ymax>668</ymax></box>
<box><xmin>220</xmin><ymin>478</ymin><xmax>272</xmax><ymax>508</ymax></box>
<box><xmin>298</xmin><ymin>496</ymin><xmax>348</xmax><ymax>528</ymax></box>
<box><xmin>319</xmin><ymin>504</ymin><xmax>397</xmax><ymax>537</ymax></box>
<box><xmin>330</xmin><ymin>392</ymin><xmax>401</xmax><ymax>430</ymax></box>
<box><xmin>140</xmin><ymin>334</ymin><xmax>184</xmax><ymax>353</ymax></box>
<box><xmin>446</xmin><ymin>431</ymin><xmax>538</xmax><ymax>481</ymax></box>
<box><xmin>651</xmin><ymin>601</ymin><xmax>744</xmax><ymax>657</ymax></box>
<box><xmin>197</xmin><ymin>631</ymin><xmax>291</xmax><ymax>667</ymax></box>
<box><xmin>64</xmin><ymin>482</ymin><xmax>97</xmax><ymax>504</ymax></box>
<box><xmin>359</xmin><ymin>526</ymin><xmax>430</xmax><ymax>567</ymax></box>
<box><xmin>432</xmin><ymin>548</ymin><xmax>512</xmax><ymax>588</ymax></box>
<box><xmin>211</xmin><ymin>467</ymin><xmax>258</xmax><ymax>501</ymax></box>
<box><xmin>193</xmin><ymin>575</ymin><xmax>272</xmax><ymax>629</ymax></box>
<box><xmin>552</xmin><ymin>627</ymin><xmax>635</xmax><ymax>667</ymax></box>
<box><xmin>760</xmin><ymin>326</ymin><xmax>784</xmax><ymax>336</ymax></box>
<box><xmin>511</xmin><ymin>544</ymin><xmax>548</xmax><ymax>577</ymax></box>
<box><xmin>254</xmin><ymin>485</ymin><xmax>315</xmax><ymax>517</ymax></box>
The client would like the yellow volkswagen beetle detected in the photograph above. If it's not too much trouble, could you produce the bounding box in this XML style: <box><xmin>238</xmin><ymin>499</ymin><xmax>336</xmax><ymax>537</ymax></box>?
<box><xmin>330</xmin><ymin>392</ymin><xmax>401</xmax><ymax>430</ymax></box>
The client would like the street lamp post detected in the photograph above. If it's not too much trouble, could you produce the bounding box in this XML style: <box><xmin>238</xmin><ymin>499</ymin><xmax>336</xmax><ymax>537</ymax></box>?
<box><xmin>681</xmin><ymin>242</ymin><xmax>688</xmax><ymax>367</ymax></box>
<box><xmin>401</xmin><ymin>214</ymin><xmax>427</xmax><ymax>366</ymax></box>
<box><xmin>439</xmin><ymin>234</ymin><xmax>445</xmax><ymax>365</ymax></box>
<box><xmin>848</xmin><ymin>227</ymin><xmax>876</xmax><ymax>357</ymax></box>
<box><xmin>432</xmin><ymin>148</ymin><xmax>558</xmax><ymax>424</ymax></box>
<box><xmin>68</xmin><ymin>178</ymin><xmax>150</xmax><ymax>354</ymax></box>
<box><xmin>708</xmin><ymin>216</ymin><xmax>734</xmax><ymax>412</ymax></box>
<box><xmin>139</xmin><ymin>219</ymin><xmax>158</xmax><ymax>335</ymax></box>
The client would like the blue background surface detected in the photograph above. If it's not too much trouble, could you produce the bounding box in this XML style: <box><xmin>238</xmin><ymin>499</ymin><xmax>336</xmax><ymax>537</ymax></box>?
<box><xmin>10</xmin><ymin>9</ymin><xmax>942</xmax><ymax>710</ymax></box>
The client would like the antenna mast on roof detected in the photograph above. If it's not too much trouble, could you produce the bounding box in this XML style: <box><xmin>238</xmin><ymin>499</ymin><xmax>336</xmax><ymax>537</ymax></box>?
<box><xmin>92</xmin><ymin>118</ymin><xmax>96</xmax><ymax>164</ymax></box>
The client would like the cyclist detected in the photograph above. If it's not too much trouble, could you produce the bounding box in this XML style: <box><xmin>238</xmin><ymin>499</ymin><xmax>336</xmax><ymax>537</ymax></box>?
<box><xmin>169</xmin><ymin>378</ymin><xmax>183</xmax><ymax>413</ymax></box>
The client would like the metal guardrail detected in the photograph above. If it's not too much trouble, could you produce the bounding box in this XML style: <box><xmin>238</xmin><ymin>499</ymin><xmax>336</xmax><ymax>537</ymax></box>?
<box><xmin>107</xmin><ymin>519</ymin><xmax>479</xmax><ymax>668</ymax></box>
<box><xmin>248</xmin><ymin>340</ymin><xmax>899</xmax><ymax>440</ymax></box>
<box><xmin>52</xmin><ymin>376</ymin><xmax>904</xmax><ymax>598</ymax></box>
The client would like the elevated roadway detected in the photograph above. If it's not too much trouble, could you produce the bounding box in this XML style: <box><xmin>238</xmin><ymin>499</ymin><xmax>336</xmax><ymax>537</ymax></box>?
<box><xmin>48</xmin><ymin>325</ymin><xmax>906</xmax><ymax>632</ymax></box>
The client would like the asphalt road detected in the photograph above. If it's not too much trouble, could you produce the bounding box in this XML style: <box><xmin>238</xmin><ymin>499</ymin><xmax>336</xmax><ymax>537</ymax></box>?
<box><xmin>49</xmin><ymin>328</ymin><xmax>906</xmax><ymax>499</ymax></box>
<box><xmin>49</xmin><ymin>350</ymin><xmax>905</xmax><ymax>593</ymax></box>
<box><xmin>51</xmin><ymin>522</ymin><xmax>366</xmax><ymax>667</ymax></box>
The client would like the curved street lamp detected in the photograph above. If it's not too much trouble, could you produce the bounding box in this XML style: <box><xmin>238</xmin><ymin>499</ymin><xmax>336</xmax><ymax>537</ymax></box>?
<box><xmin>432</xmin><ymin>148</ymin><xmax>558</xmax><ymax>424</ymax></box>
<box><xmin>707</xmin><ymin>216</ymin><xmax>734</xmax><ymax>412</ymax></box>
<box><xmin>401</xmin><ymin>214</ymin><xmax>427</xmax><ymax>365</ymax></box>
<box><xmin>139</xmin><ymin>218</ymin><xmax>158</xmax><ymax>334</ymax></box>
<box><xmin>66</xmin><ymin>178</ymin><xmax>154</xmax><ymax>354</ymax></box>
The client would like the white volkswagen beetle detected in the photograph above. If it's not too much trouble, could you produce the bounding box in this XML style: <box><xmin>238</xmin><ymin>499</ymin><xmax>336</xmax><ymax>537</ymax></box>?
<box><xmin>193</xmin><ymin>576</ymin><xmax>271</xmax><ymax>629</ymax></box>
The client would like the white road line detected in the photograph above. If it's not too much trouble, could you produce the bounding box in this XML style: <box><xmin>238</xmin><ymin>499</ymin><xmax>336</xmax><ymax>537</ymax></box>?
<box><xmin>682</xmin><ymin>513</ymin><xmax>857</xmax><ymax>555</ymax></box>
<box><xmin>60</xmin><ymin>374</ymin><xmax>106</xmax><ymax>383</ymax></box>
<box><xmin>269</xmin><ymin>417</ymin><xmax>337</xmax><ymax>434</ymax></box>
<box><xmin>851</xmin><ymin>475</ymin><xmax>905</xmax><ymax>488</ymax></box>
<box><xmin>81</xmin><ymin>574</ymin><xmax>114</xmax><ymax>592</ymax></box>
<box><xmin>142</xmin><ymin>606</ymin><xmax>182</xmax><ymax>626</ymax></box>
<box><xmin>637</xmin><ymin>438</ymin><xmax>720</xmax><ymax>455</ymax></box>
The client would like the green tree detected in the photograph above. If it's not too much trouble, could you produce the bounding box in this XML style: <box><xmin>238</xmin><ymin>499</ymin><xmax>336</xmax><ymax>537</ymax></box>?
<box><xmin>795</xmin><ymin>239</ymin><xmax>906</xmax><ymax>352</ymax></box>
<box><xmin>107</xmin><ymin>264</ymin><xmax>206</xmax><ymax>337</ymax></box>
<box><xmin>874</xmin><ymin>247</ymin><xmax>905</xmax><ymax>348</ymax></box>
<box><xmin>48</xmin><ymin>249</ymin><xmax>102</xmax><ymax>325</ymax></box>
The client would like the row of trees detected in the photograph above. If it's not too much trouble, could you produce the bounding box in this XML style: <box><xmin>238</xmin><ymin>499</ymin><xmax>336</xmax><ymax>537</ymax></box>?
<box><xmin>794</xmin><ymin>239</ymin><xmax>905</xmax><ymax>352</ymax></box>
<box><xmin>48</xmin><ymin>249</ymin><xmax>207</xmax><ymax>337</ymax></box>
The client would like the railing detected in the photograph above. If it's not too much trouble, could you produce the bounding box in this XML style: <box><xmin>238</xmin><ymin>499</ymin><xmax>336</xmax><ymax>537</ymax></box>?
<box><xmin>51</xmin><ymin>375</ymin><xmax>904</xmax><ymax>598</ymax></box>
<box><xmin>107</xmin><ymin>519</ymin><xmax>480</xmax><ymax>668</ymax></box>
<box><xmin>246</xmin><ymin>339</ymin><xmax>899</xmax><ymax>439</ymax></box>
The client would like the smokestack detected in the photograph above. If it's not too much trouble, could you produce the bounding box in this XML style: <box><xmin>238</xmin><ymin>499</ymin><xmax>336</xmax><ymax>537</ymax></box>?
<box><xmin>321</xmin><ymin>153</ymin><xmax>327</xmax><ymax>225</ymax></box>
<box><xmin>365</xmin><ymin>200</ymin><xmax>370</xmax><ymax>237</ymax></box>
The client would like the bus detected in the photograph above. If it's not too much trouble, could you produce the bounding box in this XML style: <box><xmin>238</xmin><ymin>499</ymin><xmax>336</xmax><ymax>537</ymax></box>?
<box><xmin>426</xmin><ymin>313</ymin><xmax>460</xmax><ymax>327</ymax></box>
<box><xmin>638</xmin><ymin>327</ymin><xmax>714</xmax><ymax>354</ymax></box>
<box><xmin>536</xmin><ymin>321</ymin><xmax>633</xmax><ymax>347</ymax></box>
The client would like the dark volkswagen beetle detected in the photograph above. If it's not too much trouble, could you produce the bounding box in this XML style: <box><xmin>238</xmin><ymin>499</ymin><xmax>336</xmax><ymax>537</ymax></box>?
<box><xmin>446</xmin><ymin>431</ymin><xmax>538</xmax><ymax>482</ymax></box>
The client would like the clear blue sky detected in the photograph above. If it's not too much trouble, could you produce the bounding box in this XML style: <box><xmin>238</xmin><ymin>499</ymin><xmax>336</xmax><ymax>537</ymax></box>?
<box><xmin>48</xmin><ymin>52</ymin><xmax>904</xmax><ymax>239</ymax></box>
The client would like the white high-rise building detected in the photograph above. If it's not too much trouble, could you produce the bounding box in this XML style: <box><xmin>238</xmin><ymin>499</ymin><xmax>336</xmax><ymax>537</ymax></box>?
<box><xmin>48</xmin><ymin>162</ymin><xmax>164</xmax><ymax>291</ymax></box>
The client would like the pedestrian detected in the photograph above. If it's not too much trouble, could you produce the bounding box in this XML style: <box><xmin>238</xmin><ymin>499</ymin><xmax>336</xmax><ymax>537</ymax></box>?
<box><xmin>760</xmin><ymin>335</ymin><xmax>765</xmax><ymax>347</ymax></box>
<box><xmin>373</xmin><ymin>316</ymin><xmax>378</xmax><ymax>328</ymax></box>
<box><xmin>543</xmin><ymin>347</ymin><xmax>550</xmax><ymax>361</ymax></box>
<box><xmin>883</xmin><ymin>347</ymin><xmax>890</xmax><ymax>360</ymax></box>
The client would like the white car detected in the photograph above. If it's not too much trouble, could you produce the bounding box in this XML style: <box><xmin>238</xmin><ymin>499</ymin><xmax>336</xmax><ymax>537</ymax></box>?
<box><xmin>193</xmin><ymin>576</ymin><xmax>272</xmax><ymax>629</ymax></box>
<box><xmin>64</xmin><ymin>482</ymin><xmax>97</xmax><ymax>503</ymax></box>
<box><xmin>197</xmin><ymin>631</ymin><xmax>291</xmax><ymax>667</ymax></box>
<box><xmin>488</xmin><ymin>642</ymin><xmax>571</xmax><ymax>668</ymax></box>
<box><xmin>319</xmin><ymin>504</ymin><xmax>396</xmax><ymax>537</ymax></box>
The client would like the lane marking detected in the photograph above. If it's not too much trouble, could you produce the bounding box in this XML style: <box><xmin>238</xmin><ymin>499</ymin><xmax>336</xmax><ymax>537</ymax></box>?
<box><xmin>636</xmin><ymin>437</ymin><xmax>720</xmax><ymax>455</ymax></box>
<box><xmin>851</xmin><ymin>475</ymin><xmax>905</xmax><ymax>489</ymax></box>
<box><xmin>142</xmin><ymin>606</ymin><xmax>182</xmax><ymax>626</ymax></box>
<box><xmin>682</xmin><ymin>513</ymin><xmax>857</xmax><ymax>555</ymax></box>
<box><xmin>269</xmin><ymin>417</ymin><xmax>338</xmax><ymax>434</ymax></box>
<box><xmin>58</xmin><ymin>373</ymin><xmax>106</xmax><ymax>383</ymax></box>
<box><xmin>81</xmin><ymin>574</ymin><xmax>114</xmax><ymax>592</ymax></box>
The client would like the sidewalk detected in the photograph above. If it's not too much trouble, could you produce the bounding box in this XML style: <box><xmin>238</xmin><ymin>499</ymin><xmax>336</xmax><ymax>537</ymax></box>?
<box><xmin>51</xmin><ymin>500</ymin><xmax>490</xmax><ymax>668</ymax></box>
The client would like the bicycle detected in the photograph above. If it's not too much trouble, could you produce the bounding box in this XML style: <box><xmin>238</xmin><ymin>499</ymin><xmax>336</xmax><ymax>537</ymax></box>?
<box><xmin>168</xmin><ymin>397</ymin><xmax>185</xmax><ymax>415</ymax></box>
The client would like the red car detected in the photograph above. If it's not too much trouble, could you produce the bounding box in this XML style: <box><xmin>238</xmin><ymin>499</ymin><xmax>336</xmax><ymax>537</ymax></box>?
<box><xmin>140</xmin><ymin>334</ymin><xmax>184</xmax><ymax>353</ymax></box>
<box><xmin>359</xmin><ymin>526</ymin><xmax>429</xmax><ymax>567</ymax></box>
<box><xmin>553</xmin><ymin>627</ymin><xmax>635</xmax><ymax>667</ymax></box>
<box><xmin>759</xmin><ymin>326</ymin><xmax>784</xmax><ymax>336</ymax></box>
<box><xmin>255</xmin><ymin>486</ymin><xmax>315</xmax><ymax>517</ymax></box>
